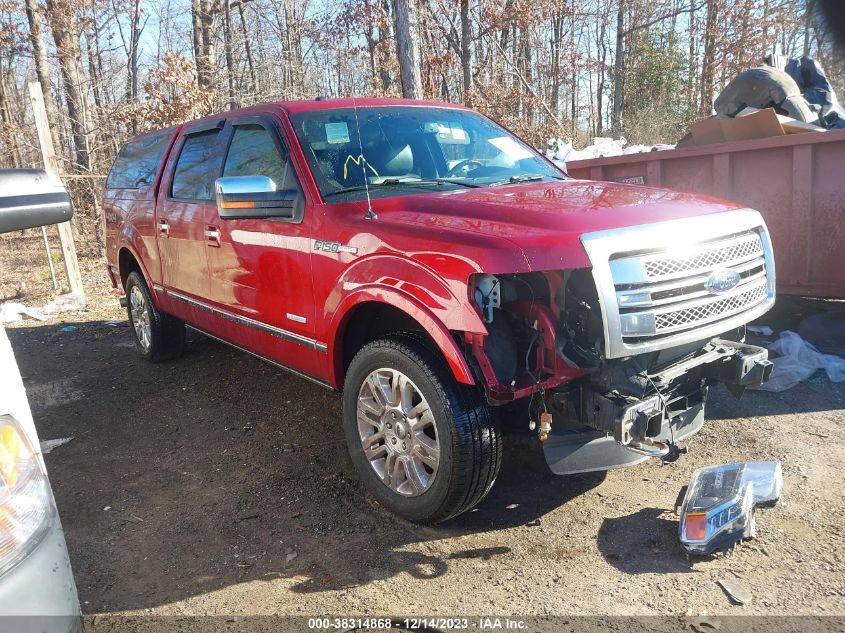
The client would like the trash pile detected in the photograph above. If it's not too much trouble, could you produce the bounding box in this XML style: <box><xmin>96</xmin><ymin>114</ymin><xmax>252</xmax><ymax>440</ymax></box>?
<box><xmin>0</xmin><ymin>293</ymin><xmax>86</xmax><ymax>323</ymax></box>
<box><xmin>554</xmin><ymin>54</ymin><xmax>843</xmax><ymax>162</ymax></box>
<box><xmin>757</xmin><ymin>330</ymin><xmax>845</xmax><ymax>392</ymax></box>
<box><xmin>544</xmin><ymin>137</ymin><xmax>673</xmax><ymax>168</ymax></box>
<box><xmin>679</xmin><ymin>54</ymin><xmax>843</xmax><ymax>147</ymax></box>
<box><xmin>751</xmin><ymin>309</ymin><xmax>845</xmax><ymax>392</ymax></box>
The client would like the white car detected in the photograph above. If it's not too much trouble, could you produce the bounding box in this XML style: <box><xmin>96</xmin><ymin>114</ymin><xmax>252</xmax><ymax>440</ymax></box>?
<box><xmin>0</xmin><ymin>169</ymin><xmax>82</xmax><ymax>632</ymax></box>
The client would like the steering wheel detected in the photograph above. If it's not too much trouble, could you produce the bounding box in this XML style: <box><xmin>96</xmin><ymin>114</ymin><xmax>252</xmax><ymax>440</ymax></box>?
<box><xmin>445</xmin><ymin>159</ymin><xmax>484</xmax><ymax>178</ymax></box>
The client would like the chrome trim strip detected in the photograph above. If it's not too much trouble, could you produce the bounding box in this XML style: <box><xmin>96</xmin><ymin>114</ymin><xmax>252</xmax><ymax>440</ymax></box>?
<box><xmin>650</xmin><ymin>276</ymin><xmax>767</xmax><ymax>317</ymax></box>
<box><xmin>634</xmin><ymin>278</ymin><xmax>769</xmax><ymax>337</ymax></box>
<box><xmin>580</xmin><ymin>209</ymin><xmax>776</xmax><ymax>359</ymax></box>
<box><xmin>609</xmin><ymin>230</ymin><xmax>764</xmax><ymax>284</ymax></box>
<box><xmin>166</xmin><ymin>289</ymin><xmax>328</xmax><ymax>353</ymax></box>
<box><xmin>616</xmin><ymin>266</ymin><xmax>767</xmax><ymax>309</ymax></box>
<box><xmin>187</xmin><ymin>326</ymin><xmax>333</xmax><ymax>390</ymax></box>
<box><xmin>152</xmin><ymin>284</ymin><xmax>164</xmax><ymax>293</ymax></box>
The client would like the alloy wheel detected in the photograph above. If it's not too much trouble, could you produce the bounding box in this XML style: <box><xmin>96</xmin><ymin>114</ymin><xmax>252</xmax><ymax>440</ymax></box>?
<box><xmin>356</xmin><ymin>368</ymin><xmax>440</xmax><ymax>497</ymax></box>
<box><xmin>129</xmin><ymin>285</ymin><xmax>152</xmax><ymax>352</ymax></box>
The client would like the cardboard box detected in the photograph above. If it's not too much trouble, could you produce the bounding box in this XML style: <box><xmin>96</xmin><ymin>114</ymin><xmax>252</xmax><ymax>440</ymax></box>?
<box><xmin>679</xmin><ymin>107</ymin><xmax>826</xmax><ymax>147</ymax></box>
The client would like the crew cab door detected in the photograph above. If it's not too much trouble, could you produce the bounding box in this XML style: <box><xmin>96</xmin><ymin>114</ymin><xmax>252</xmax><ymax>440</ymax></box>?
<box><xmin>156</xmin><ymin>119</ymin><xmax>227</xmax><ymax>303</ymax></box>
<box><xmin>202</xmin><ymin>114</ymin><xmax>321</xmax><ymax>375</ymax></box>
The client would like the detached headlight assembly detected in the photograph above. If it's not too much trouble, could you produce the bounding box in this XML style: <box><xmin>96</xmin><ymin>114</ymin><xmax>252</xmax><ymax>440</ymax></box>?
<box><xmin>679</xmin><ymin>461</ymin><xmax>782</xmax><ymax>555</ymax></box>
<box><xmin>0</xmin><ymin>414</ymin><xmax>53</xmax><ymax>576</ymax></box>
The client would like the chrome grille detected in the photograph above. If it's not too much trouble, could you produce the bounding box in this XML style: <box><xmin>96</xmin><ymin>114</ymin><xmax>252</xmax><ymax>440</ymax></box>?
<box><xmin>653</xmin><ymin>278</ymin><xmax>768</xmax><ymax>333</ymax></box>
<box><xmin>644</xmin><ymin>233</ymin><xmax>764</xmax><ymax>279</ymax></box>
<box><xmin>580</xmin><ymin>210</ymin><xmax>776</xmax><ymax>358</ymax></box>
<box><xmin>612</xmin><ymin>228</ymin><xmax>770</xmax><ymax>340</ymax></box>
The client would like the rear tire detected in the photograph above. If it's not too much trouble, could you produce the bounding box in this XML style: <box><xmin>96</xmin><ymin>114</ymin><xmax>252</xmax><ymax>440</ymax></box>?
<box><xmin>125</xmin><ymin>271</ymin><xmax>185</xmax><ymax>362</ymax></box>
<box><xmin>342</xmin><ymin>334</ymin><xmax>501</xmax><ymax>523</ymax></box>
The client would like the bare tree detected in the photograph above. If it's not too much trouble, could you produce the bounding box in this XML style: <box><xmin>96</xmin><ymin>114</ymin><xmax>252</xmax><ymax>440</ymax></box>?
<box><xmin>192</xmin><ymin>0</ymin><xmax>217</xmax><ymax>90</ymax></box>
<box><xmin>699</xmin><ymin>0</ymin><xmax>720</xmax><ymax>115</ymax></box>
<box><xmin>45</xmin><ymin>0</ymin><xmax>92</xmax><ymax>170</ymax></box>
<box><xmin>23</xmin><ymin>0</ymin><xmax>61</xmax><ymax>153</ymax></box>
<box><xmin>393</xmin><ymin>0</ymin><xmax>423</xmax><ymax>99</ymax></box>
<box><xmin>459</xmin><ymin>0</ymin><xmax>472</xmax><ymax>102</ymax></box>
<box><xmin>611</xmin><ymin>0</ymin><xmax>625</xmax><ymax>137</ymax></box>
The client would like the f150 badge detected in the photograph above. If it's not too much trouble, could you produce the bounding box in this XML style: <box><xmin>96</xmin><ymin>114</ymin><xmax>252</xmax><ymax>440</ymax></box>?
<box><xmin>705</xmin><ymin>269</ymin><xmax>741</xmax><ymax>294</ymax></box>
<box><xmin>314</xmin><ymin>240</ymin><xmax>357</xmax><ymax>254</ymax></box>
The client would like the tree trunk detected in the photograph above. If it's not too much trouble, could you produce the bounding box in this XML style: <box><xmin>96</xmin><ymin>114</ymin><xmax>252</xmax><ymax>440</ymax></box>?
<box><xmin>224</xmin><ymin>0</ymin><xmax>238</xmax><ymax>109</ymax></box>
<box><xmin>550</xmin><ymin>11</ymin><xmax>563</xmax><ymax>117</ymax></box>
<box><xmin>377</xmin><ymin>0</ymin><xmax>394</xmax><ymax>92</ymax></box>
<box><xmin>236</xmin><ymin>1</ymin><xmax>259</xmax><ymax>96</ymax></box>
<box><xmin>127</xmin><ymin>0</ymin><xmax>143</xmax><ymax>104</ymax></box>
<box><xmin>596</xmin><ymin>1</ymin><xmax>607</xmax><ymax>135</ymax></box>
<box><xmin>688</xmin><ymin>0</ymin><xmax>698</xmax><ymax>117</ymax></box>
<box><xmin>393</xmin><ymin>0</ymin><xmax>423</xmax><ymax>99</ymax></box>
<box><xmin>192</xmin><ymin>0</ymin><xmax>215</xmax><ymax>90</ymax></box>
<box><xmin>802</xmin><ymin>0</ymin><xmax>812</xmax><ymax>57</ymax></box>
<box><xmin>378</xmin><ymin>0</ymin><xmax>393</xmax><ymax>94</ymax></box>
<box><xmin>0</xmin><ymin>64</ymin><xmax>22</xmax><ymax>167</ymax></box>
<box><xmin>459</xmin><ymin>0</ymin><xmax>472</xmax><ymax>103</ymax></box>
<box><xmin>699</xmin><ymin>0</ymin><xmax>720</xmax><ymax>116</ymax></box>
<box><xmin>45</xmin><ymin>0</ymin><xmax>91</xmax><ymax>171</ymax></box>
<box><xmin>611</xmin><ymin>0</ymin><xmax>625</xmax><ymax>137</ymax></box>
<box><xmin>23</xmin><ymin>0</ymin><xmax>62</xmax><ymax>154</ymax></box>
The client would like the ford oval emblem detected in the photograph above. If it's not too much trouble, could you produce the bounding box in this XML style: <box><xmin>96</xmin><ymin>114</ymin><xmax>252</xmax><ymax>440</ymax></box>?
<box><xmin>705</xmin><ymin>269</ymin><xmax>741</xmax><ymax>294</ymax></box>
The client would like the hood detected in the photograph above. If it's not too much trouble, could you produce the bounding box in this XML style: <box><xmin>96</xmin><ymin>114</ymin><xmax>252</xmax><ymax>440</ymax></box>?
<box><xmin>367</xmin><ymin>179</ymin><xmax>742</xmax><ymax>272</ymax></box>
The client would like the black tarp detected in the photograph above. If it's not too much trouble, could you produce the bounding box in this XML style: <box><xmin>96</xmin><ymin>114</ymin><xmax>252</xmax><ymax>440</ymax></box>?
<box><xmin>766</xmin><ymin>54</ymin><xmax>845</xmax><ymax>129</ymax></box>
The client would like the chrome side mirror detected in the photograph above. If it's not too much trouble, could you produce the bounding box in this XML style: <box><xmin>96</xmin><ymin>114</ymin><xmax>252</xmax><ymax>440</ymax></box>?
<box><xmin>214</xmin><ymin>175</ymin><xmax>299</xmax><ymax>220</ymax></box>
<box><xmin>0</xmin><ymin>169</ymin><xmax>72</xmax><ymax>233</ymax></box>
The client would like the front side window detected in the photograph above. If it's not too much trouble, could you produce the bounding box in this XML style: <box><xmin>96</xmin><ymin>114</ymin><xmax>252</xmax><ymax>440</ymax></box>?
<box><xmin>223</xmin><ymin>124</ymin><xmax>287</xmax><ymax>184</ymax></box>
<box><xmin>170</xmin><ymin>128</ymin><xmax>225</xmax><ymax>201</ymax></box>
<box><xmin>289</xmin><ymin>106</ymin><xmax>564</xmax><ymax>201</ymax></box>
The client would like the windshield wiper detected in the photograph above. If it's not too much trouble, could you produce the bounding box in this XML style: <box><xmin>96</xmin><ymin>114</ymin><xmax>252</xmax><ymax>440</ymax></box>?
<box><xmin>488</xmin><ymin>175</ymin><xmax>545</xmax><ymax>187</ymax></box>
<box><xmin>324</xmin><ymin>178</ymin><xmax>480</xmax><ymax>198</ymax></box>
<box><xmin>381</xmin><ymin>177</ymin><xmax>481</xmax><ymax>188</ymax></box>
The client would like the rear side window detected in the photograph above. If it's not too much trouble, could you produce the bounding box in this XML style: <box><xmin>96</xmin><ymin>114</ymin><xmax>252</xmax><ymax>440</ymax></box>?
<box><xmin>170</xmin><ymin>128</ymin><xmax>225</xmax><ymax>201</ymax></box>
<box><xmin>106</xmin><ymin>130</ymin><xmax>174</xmax><ymax>189</ymax></box>
<box><xmin>223</xmin><ymin>124</ymin><xmax>287</xmax><ymax>184</ymax></box>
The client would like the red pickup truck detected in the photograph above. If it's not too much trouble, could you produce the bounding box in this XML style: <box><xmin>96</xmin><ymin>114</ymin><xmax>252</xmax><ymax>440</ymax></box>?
<box><xmin>104</xmin><ymin>98</ymin><xmax>775</xmax><ymax>523</ymax></box>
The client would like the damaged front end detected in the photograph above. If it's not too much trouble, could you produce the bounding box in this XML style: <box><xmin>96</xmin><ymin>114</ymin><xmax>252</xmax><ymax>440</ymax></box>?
<box><xmin>464</xmin><ymin>210</ymin><xmax>777</xmax><ymax>475</ymax></box>
<box><xmin>543</xmin><ymin>335</ymin><xmax>772</xmax><ymax>474</ymax></box>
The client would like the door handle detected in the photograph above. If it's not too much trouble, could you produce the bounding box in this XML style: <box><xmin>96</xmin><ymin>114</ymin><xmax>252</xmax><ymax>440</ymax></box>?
<box><xmin>157</xmin><ymin>220</ymin><xmax>169</xmax><ymax>236</ymax></box>
<box><xmin>205</xmin><ymin>225</ymin><xmax>221</xmax><ymax>247</ymax></box>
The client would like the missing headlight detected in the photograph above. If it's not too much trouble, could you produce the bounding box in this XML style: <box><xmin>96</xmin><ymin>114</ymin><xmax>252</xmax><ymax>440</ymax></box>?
<box><xmin>678</xmin><ymin>461</ymin><xmax>782</xmax><ymax>555</ymax></box>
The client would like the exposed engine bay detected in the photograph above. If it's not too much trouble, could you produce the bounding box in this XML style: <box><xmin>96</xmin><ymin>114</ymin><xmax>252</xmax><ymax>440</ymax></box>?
<box><xmin>464</xmin><ymin>269</ymin><xmax>774</xmax><ymax>474</ymax></box>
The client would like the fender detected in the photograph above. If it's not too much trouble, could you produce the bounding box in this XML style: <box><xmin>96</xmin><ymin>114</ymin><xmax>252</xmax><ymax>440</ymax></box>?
<box><xmin>327</xmin><ymin>286</ymin><xmax>477</xmax><ymax>389</ymax></box>
<box><xmin>116</xmin><ymin>239</ymin><xmax>163</xmax><ymax>309</ymax></box>
<box><xmin>322</xmin><ymin>253</ymin><xmax>487</xmax><ymax>331</ymax></box>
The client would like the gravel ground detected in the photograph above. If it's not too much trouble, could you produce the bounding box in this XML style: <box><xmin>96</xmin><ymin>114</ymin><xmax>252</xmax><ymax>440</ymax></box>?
<box><xmin>5</xmin><ymin>279</ymin><xmax>845</xmax><ymax>629</ymax></box>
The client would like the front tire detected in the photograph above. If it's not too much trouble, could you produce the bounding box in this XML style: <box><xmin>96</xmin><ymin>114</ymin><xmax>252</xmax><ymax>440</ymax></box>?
<box><xmin>342</xmin><ymin>335</ymin><xmax>501</xmax><ymax>523</ymax></box>
<box><xmin>125</xmin><ymin>271</ymin><xmax>185</xmax><ymax>362</ymax></box>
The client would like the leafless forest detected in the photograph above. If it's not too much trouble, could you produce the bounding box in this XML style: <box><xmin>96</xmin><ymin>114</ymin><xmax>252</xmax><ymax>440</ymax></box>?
<box><xmin>0</xmin><ymin>0</ymin><xmax>842</xmax><ymax>260</ymax></box>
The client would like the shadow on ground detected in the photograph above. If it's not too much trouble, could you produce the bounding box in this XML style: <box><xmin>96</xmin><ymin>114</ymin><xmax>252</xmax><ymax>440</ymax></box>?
<box><xmin>9</xmin><ymin>320</ymin><xmax>602</xmax><ymax>612</ymax></box>
<box><xmin>9</xmin><ymin>315</ymin><xmax>841</xmax><ymax>612</ymax></box>
<box><xmin>597</xmin><ymin>508</ymin><xmax>695</xmax><ymax>575</ymax></box>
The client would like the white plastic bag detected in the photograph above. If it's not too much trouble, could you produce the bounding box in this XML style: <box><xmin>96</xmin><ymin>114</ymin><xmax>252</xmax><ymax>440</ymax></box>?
<box><xmin>0</xmin><ymin>302</ymin><xmax>47</xmax><ymax>323</ymax></box>
<box><xmin>756</xmin><ymin>330</ymin><xmax>845</xmax><ymax>392</ymax></box>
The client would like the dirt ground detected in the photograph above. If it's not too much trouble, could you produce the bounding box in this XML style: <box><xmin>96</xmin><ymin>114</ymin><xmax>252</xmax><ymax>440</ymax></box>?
<box><xmin>4</xmin><ymin>266</ymin><xmax>845</xmax><ymax>628</ymax></box>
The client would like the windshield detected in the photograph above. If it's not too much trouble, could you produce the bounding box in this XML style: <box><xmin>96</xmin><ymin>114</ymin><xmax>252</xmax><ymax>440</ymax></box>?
<box><xmin>289</xmin><ymin>106</ymin><xmax>565</xmax><ymax>201</ymax></box>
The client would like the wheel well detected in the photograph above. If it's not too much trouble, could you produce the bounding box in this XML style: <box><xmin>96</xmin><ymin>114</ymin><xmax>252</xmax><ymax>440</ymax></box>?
<box><xmin>339</xmin><ymin>302</ymin><xmax>441</xmax><ymax>377</ymax></box>
<box><xmin>118</xmin><ymin>248</ymin><xmax>142</xmax><ymax>289</ymax></box>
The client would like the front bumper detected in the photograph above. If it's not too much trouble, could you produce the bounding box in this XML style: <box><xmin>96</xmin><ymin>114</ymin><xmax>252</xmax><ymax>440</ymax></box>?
<box><xmin>544</xmin><ymin>397</ymin><xmax>704</xmax><ymax>475</ymax></box>
<box><xmin>0</xmin><ymin>512</ymin><xmax>82</xmax><ymax>632</ymax></box>
<box><xmin>543</xmin><ymin>338</ymin><xmax>772</xmax><ymax>475</ymax></box>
